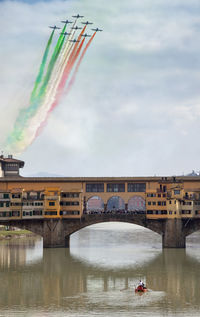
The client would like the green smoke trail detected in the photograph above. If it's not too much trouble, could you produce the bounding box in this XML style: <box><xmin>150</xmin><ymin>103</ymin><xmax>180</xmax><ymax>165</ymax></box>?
<box><xmin>6</xmin><ymin>24</ymin><xmax>67</xmax><ymax>150</ymax></box>
<box><xmin>35</xmin><ymin>24</ymin><xmax>67</xmax><ymax>100</ymax></box>
<box><xmin>30</xmin><ymin>29</ymin><xmax>55</xmax><ymax>102</ymax></box>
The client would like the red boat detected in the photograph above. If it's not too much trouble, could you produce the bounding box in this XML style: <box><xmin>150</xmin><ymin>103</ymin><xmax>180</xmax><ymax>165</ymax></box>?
<box><xmin>135</xmin><ymin>285</ymin><xmax>148</xmax><ymax>293</ymax></box>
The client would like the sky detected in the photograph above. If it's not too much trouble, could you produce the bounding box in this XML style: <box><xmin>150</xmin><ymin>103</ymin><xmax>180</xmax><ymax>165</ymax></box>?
<box><xmin>1</xmin><ymin>0</ymin><xmax>200</xmax><ymax>177</ymax></box>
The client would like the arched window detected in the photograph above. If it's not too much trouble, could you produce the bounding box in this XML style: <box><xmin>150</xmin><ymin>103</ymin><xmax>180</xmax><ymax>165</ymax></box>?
<box><xmin>87</xmin><ymin>196</ymin><xmax>104</xmax><ymax>213</ymax></box>
<box><xmin>128</xmin><ymin>196</ymin><xmax>145</xmax><ymax>211</ymax></box>
<box><xmin>107</xmin><ymin>196</ymin><xmax>125</xmax><ymax>211</ymax></box>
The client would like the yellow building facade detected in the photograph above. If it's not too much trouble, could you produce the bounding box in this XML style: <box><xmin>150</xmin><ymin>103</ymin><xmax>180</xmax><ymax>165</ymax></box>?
<box><xmin>0</xmin><ymin>155</ymin><xmax>200</xmax><ymax>220</ymax></box>
<box><xmin>0</xmin><ymin>175</ymin><xmax>199</xmax><ymax>220</ymax></box>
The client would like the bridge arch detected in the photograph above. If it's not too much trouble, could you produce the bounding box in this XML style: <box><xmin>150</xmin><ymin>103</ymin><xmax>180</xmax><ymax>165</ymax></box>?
<box><xmin>107</xmin><ymin>196</ymin><xmax>125</xmax><ymax>212</ymax></box>
<box><xmin>64</xmin><ymin>214</ymin><xmax>164</xmax><ymax>241</ymax></box>
<box><xmin>128</xmin><ymin>196</ymin><xmax>145</xmax><ymax>212</ymax></box>
<box><xmin>86</xmin><ymin>196</ymin><xmax>104</xmax><ymax>213</ymax></box>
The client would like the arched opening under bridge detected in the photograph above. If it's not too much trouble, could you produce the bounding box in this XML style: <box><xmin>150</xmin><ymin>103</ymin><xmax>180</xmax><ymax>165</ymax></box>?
<box><xmin>107</xmin><ymin>196</ymin><xmax>125</xmax><ymax>212</ymax></box>
<box><xmin>128</xmin><ymin>196</ymin><xmax>145</xmax><ymax>212</ymax></box>
<box><xmin>70</xmin><ymin>222</ymin><xmax>162</xmax><ymax>268</ymax></box>
<box><xmin>86</xmin><ymin>196</ymin><xmax>104</xmax><ymax>213</ymax></box>
<box><xmin>186</xmin><ymin>230</ymin><xmax>200</xmax><ymax>249</ymax></box>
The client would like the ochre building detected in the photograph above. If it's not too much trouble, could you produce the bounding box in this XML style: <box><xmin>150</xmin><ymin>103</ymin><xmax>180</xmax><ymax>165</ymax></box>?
<box><xmin>0</xmin><ymin>155</ymin><xmax>200</xmax><ymax>221</ymax></box>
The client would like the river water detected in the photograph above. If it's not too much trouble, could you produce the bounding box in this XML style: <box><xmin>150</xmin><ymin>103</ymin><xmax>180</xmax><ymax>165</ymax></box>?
<box><xmin>0</xmin><ymin>223</ymin><xmax>200</xmax><ymax>317</ymax></box>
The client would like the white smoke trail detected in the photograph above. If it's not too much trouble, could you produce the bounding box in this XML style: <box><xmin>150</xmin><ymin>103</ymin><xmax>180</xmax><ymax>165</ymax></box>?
<box><xmin>21</xmin><ymin>31</ymin><xmax>78</xmax><ymax>149</ymax></box>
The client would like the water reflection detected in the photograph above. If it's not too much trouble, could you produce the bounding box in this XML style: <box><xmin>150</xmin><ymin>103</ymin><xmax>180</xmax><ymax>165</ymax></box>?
<box><xmin>0</xmin><ymin>224</ymin><xmax>199</xmax><ymax>316</ymax></box>
<box><xmin>0</xmin><ymin>237</ymin><xmax>43</xmax><ymax>269</ymax></box>
<box><xmin>70</xmin><ymin>223</ymin><xmax>162</xmax><ymax>269</ymax></box>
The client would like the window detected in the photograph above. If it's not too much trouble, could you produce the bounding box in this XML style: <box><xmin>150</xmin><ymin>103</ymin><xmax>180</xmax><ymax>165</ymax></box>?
<box><xmin>61</xmin><ymin>210</ymin><xmax>80</xmax><ymax>215</ymax></box>
<box><xmin>128</xmin><ymin>183</ymin><xmax>146</xmax><ymax>192</ymax></box>
<box><xmin>49</xmin><ymin>202</ymin><xmax>55</xmax><ymax>206</ymax></box>
<box><xmin>147</xmin><ymin>210</ymin><xmax>153</xmax><ymax>214</ymax></box>
<box><xmin>86</xmin><ymin>183</ymin><xmax>104</xmax><ymax>192</ymax></box>
<box><xmin>174</xmin><ymin>190</ymin><xmax>180</xmax><ymax>195</ymax></box>
<box><xmin>0</xmin><ymin>212</ymin><xmax>11</xmax><ymax>217</ymax></box>
<box><xmin>45</xmin><ymin>211</ymin><xmax>57</xmax><ymax>215</ymax></box>
<box><xmin>107</xmin><ymin>183</ymin><xmax>125</xmax><ymax>192</ymax></box>
<box><xmin>152</xmin><ymin>202</ymin><xmax>156</xmax><ymax>205</ymax></box>
<box><xmin>61</xmin><ymin>192</ymin><xmax>80</xmax><ymax>198</ymax></box>
<box><xmin>158</xmin><ymin>194</ymin><xmax>161</xmax><ymax>197</ymax></box>
<box><xmin>35</xmin><ymin>202</ymin><xmax>43</xmax><ymax>206</ymax></box>
<box><xmin>148</xmin><ymin>202</ymin><xmax>151</xmax><ymax>206</ymax></box>
<box><xmin>181</xmin><ymin>210</ymin><xmax>191</xmax><ymax>214</ymax></box>
<box><xmin>23</xmin><ymin>211</ymin><xmax>33</xmax><ymax>217</ymax></box>
<box><xmin>5</xmin><ymin>163</ymin><xmax>18</xmax><ymax>171</ymax></box>
<box><xmin>11</xmin><ymin>202</ymin><xmax>21</xmax><ymax>206</ymax></box>
<box><xmin>33</xmin><ymin>210</ymin><xmax>43</xmax><ymax>216</ymax></box>
<box><xmin>147</xmin><ymin>193</ymin><xmax>156</xmax><ymax>197</ymax></box>
<box><xmin>60</xmin><ymin>201</ymin><xmax>79</xmax><ymax>206</ymax></box>
<box><xmin>12</xmin><ymin>194</ymin><xmax>21</xmax><ymax>199</ymax></box>
<box><xmin>3</xmin><ymin>194</ymin><xmax>9</xmax><ymax>199</ymax></box>
<box><xmin>158</xmin><ymin>201</ymin><xmax>166</xmax><ymax>206</ymax></box>
<box><xmin>11</xmin><ymin>211</ymin><xmax>19</xmax><ymax>217</ymax></box>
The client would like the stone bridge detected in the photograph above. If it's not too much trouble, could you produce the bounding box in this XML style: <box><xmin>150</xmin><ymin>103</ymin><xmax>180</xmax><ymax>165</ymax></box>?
<box><xmin>1</xmin><ymin>214</ymin><xmax>200</xmax><ymax>248</ymax></box>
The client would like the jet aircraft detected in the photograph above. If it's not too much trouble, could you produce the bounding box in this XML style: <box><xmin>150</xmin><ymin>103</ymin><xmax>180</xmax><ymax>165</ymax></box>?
<box><xmin>91</xmin><ymin>28</ymin><xmax>103</xmax><ymax>32</ymax></box>
<box><xmin>61</xmin><ymin>19</ymin><xmax>73</xmax><ymax>24</ymax></box>
<box><xmin>49</xmin><ymin>25</ymin><xmax>61</xmax><ymax>30</ymax></box>
<box><xmin>81</xmin><ymin>33</ymin><xmax>91</xmax><ymax>38</ymax></box>
<box><xmin>72</xmin><ymin>14</ymin><xmax>84</xmax><ymax>19</ymax></box>
<box><xmin>71</xmin><ymin>26</ymin><xmax>82</xmax><ymax>30</ymax></box>
<box><xmin>81</xmin><ymin>21</ymin><xmax>93</xmax><ymax>25</ymax></box>
<box><xmin>60</xmin><ymin>32</ymin><xmax>71</xmax><ymax>36</ymax></box>
<box><xmin>69</xmin><ymin>39</ymin><xmax>80</xmax><ymax>43</ymax></box>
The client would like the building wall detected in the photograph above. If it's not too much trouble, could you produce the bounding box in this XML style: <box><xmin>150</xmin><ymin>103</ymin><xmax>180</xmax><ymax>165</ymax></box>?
<box><xmin>0</xmin><ymin>177</ymin><xmax>200</xmax><ymax>219</ymax></box>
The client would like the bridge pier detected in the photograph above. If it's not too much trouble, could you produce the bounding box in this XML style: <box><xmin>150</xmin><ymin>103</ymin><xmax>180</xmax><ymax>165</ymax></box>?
<box><xmin>43</xmin><ymin>219</ymin><xmax>67</xmax><ymax>248</ymax></box>
<box><xmin>162</xmin><ymin>219</ymin><xmax>186</xmax><ymax>248</ymax></box>
<box><xmin>65</xmin><ymin>235</ymin><xmax>70</xmax><ymax>248</ymax></box>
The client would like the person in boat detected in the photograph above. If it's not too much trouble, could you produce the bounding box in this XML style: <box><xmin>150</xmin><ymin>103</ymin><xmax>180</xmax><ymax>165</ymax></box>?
<box><xmin>139</xmin><ymin>280</ymin><xmax>144</xmax><ymax>288</ymax></box>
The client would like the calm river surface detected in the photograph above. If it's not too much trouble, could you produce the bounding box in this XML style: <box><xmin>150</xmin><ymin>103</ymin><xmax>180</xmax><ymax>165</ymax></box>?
<box><xmin>0</xmin><ymin>223</ymin><xmax>200</xmax><ymax>316</ymax></box>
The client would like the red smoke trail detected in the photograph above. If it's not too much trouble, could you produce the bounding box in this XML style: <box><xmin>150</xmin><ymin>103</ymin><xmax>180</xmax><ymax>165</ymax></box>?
<box><xmin>65</xmin><ymin>32</ymin><xmax>96</xmax><ymax>94</ymax></box>
<box><xmin>56</xmin><ymin>25</ymin><xmax>87</xmax><ymax>90</ymax></box>
<box><xmin>45</xmin><ymin>26</ymin><xmax>87</xmax><ymax>113</ymax></box>
<box><xmin>50</xmin><ymin>37</ymin><xmax>85</xmax><ymax>113</ymax></box>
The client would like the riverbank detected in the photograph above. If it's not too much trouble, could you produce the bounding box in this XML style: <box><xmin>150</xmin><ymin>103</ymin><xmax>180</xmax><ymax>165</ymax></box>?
<box><xmin>0</xmin><ymin>230</ymin><xmax>35</xmax><ymax>240</ymax></box>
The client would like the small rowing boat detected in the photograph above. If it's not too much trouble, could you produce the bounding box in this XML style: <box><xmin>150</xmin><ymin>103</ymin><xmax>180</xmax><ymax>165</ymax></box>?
<box><xmin>135</xmin><ymin>285</ymin><xmax>148</xmax><ymax>293</ymax></box>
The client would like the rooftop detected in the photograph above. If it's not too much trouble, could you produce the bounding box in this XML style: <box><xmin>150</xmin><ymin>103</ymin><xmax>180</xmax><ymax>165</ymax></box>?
<box><xmin>0</xmin><ymin>155</ymin><xmax>24</xmax><ymax>167</ymax></box>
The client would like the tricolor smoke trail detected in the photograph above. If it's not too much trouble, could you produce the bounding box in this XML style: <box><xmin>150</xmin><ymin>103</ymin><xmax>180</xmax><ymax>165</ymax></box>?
<box><xmin>5</xmin><ymin>19</ymin><xmax>98</xmax><ymax>154</ymax></box>
<box><xmin>30</xmin><ymin>29</ymin><xmax>55</xmax><ymax>102</ymax></box>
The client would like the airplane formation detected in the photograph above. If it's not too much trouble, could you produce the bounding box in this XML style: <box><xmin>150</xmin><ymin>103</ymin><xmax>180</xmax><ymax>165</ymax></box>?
<box><xmin>49</xmin><ymin>14</ymin><xmax>103</xmax><ymax>38</ymax></box>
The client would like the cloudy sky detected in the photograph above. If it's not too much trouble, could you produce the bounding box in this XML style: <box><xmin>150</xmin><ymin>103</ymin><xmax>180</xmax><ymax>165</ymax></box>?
<box><xmin>1</xmin><ymin>0</ymin><xmax>200</xmax><ymax>177</ymax></box>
